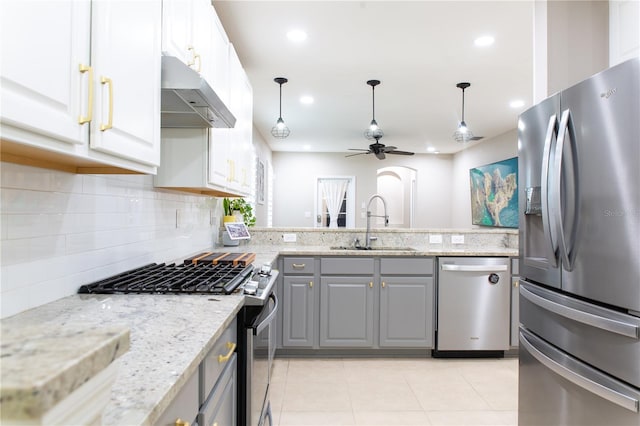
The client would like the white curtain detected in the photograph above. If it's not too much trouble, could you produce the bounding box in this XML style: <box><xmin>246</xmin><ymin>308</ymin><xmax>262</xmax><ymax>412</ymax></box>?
<box><xmin>320</xmin><ymin>179</ymin><xmax>349</xmax><ymax>228</ymax></box>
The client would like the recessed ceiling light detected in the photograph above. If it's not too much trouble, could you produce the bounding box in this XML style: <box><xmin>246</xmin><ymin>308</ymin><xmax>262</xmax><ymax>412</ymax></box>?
<box><xmin>303</xmin><ymin>144</ymin><xmax>311</xmax><ymax>150</ymax></box>
<box><xmin>287</xmin><ymin>29</ymin><xmax>307</xmax><ymax>43</ymax></box>
<box><xmin>510</xmin><ymin>100</ymin><xmax>525</xmax><ymax>108</ymax></box>
<box><xmin>427</xmin><ymin>146</ymin><xmax>437</xmax><ymax>153</ymax></box>
<box><xmin>300</xmin><ymin>95</ymin><xmax>314</xmax><ymax>105</ymax></box>
<box><xmin>474</xmin><ymin>35</ymin><xmax>495</xmax><ymax>47</ymax></box>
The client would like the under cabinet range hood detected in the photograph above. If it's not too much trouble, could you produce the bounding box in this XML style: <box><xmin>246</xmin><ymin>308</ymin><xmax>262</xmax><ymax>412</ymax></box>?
<box><xmin>160</xmin><ymin>55</ymin><xmax>236</xmax><ymax>129</ymax></box>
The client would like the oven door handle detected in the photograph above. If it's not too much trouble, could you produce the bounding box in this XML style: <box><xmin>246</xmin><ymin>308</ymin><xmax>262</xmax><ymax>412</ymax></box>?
<box><xmin>254</xmin><ymin>293</ymin><xmax>278</xmax><ymax>336</ymax></box>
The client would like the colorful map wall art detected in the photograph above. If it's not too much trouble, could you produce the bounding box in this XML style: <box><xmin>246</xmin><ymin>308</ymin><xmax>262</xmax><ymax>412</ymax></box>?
<box><xmin>469</xmin><ymin>157</ymin><xmax>518</xmax><ymax>228</ymax></box>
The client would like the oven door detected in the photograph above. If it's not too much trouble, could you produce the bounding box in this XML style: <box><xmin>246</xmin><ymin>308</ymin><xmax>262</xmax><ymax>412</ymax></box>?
<box><xmin>248</xmin><ymin>293</ymin><xmax>278</xmax><ymax>426</ymax></box>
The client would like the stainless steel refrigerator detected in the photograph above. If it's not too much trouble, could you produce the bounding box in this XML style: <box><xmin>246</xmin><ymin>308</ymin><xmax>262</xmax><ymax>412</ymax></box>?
<box><xmin>518</xmin><ymin>57</ymin><xmax>640</xmax><ymax>425</ymax></box>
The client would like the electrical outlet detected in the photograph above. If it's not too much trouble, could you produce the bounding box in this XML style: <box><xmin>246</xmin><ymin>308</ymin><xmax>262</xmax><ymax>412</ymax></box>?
<box><xmin>283</xmin><ymin>233</ymin><xmax>297</xmax><ymax>243</ymax></box>
<box><xmin>451</xmin><ymin>235</ymin><xmax>465</xmax><ymax>244</ymax></box>
<box><xmin>429</xmin><ymin>234</ymin><xmax>443</xmax><ymax>244</ymax></box>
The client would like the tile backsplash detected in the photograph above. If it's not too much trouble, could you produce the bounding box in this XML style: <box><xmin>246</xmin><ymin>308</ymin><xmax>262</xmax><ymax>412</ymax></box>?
<box><xmin>0</xmin><ymin>162</ymin><xmax>219</xmax><ymax>318</ymax></box>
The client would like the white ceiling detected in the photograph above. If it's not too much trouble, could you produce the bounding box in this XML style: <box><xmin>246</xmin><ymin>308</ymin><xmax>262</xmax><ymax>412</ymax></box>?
<box><xmin>213</xmin><ymin>1</ymin><xmax>534</xmax><ymax>156</ymax></box>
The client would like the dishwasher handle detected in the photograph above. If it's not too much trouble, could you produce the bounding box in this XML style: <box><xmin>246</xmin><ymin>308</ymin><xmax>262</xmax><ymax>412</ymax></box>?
<box><xmin>441</xmin><ymin>264</ymin><xmax>508</xmax><ymax>272</ymax></box>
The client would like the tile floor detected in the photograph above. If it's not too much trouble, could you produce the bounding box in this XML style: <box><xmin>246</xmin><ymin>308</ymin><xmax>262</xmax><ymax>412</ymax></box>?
<box><xmin>269</xmin><ymin>357</ymin><xmax>518</xmax><ymax>426</ymax></box>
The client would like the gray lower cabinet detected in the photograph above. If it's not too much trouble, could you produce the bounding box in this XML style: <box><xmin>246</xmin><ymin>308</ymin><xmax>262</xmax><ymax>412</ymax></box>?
<box><xmin>198</xmin><ymin>354</ymin><xmax>237</xmax><ymax>426</ymax></box>
<box><xmin>319</xmin><ymin>276</ymin><xmax>375</xmax><ymax>347</ymax></box>
<box><xmin>379</xmin><ymin>276</ymin><xmax>434</xmax><ymax>347</ymax></box>
<box><xmin>282</xmin><ymin>276</ymin><xmax>315</xmax><ymax>347</ymax></box>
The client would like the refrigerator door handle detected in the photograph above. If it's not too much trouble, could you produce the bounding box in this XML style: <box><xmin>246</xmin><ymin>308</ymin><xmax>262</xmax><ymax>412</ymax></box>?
<box><xmin>555</xmin><ymin>109</ymin><xmax>580</xmax><ymax>271</ymax></box>
<box><xmin>520</xmin><ymin>283</ymin><xmax>640</xmax><ymax>339</ymax></box>
<box><xmin>541</xmin><ymin>114</ymin><xmax>559</xmax><ymax>268</ymax></box>
<box><xmin>520</xmin><ymin>330</ymin><xmax>640</xmax><ymax>413</ymax></box>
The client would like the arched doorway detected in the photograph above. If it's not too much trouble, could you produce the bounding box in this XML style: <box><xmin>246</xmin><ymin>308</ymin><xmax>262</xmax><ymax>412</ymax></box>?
<box><xmin>376</xmin><ymin>166</ymin><xmax>416</xmax><ymax>228</ymax></box>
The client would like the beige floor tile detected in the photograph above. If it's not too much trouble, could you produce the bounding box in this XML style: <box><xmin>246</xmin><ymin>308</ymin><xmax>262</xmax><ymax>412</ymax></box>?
<box><xmin>278</xmin><ymin>410</ymin><xmax>356</xmax><ymax>425</ymax></box>
<box><xmin>282</xmin><ymin>380</ymin><xmax>352</xmax><ymax>412</ymax></box>
<box><xmin>285</xmin><ymin>358</ymin><xmax>347</xmax><ymax>383</ymax></box>
<box><xmin>426</xmin><ymin>410</ymin><xmax>517</xmax><ymax>426</ymax></box>
<box><xmin>271</xmin><ymin>358</ymin><xmax>290</xmax><ymax>384</ymax></box>
<box><xmin>348</xmin><ymin>380</ymin><xmax>423</xmax><ymax>411</ymax></box>
<box><xmin>353</xmin><ymin>410</ymin><xmax>432</xmax><ymax>425</ymax></box>
<box><xmin>411</xmin><ymin>383</ymin><xmax>491</xmax><ymax>411</ymax></box>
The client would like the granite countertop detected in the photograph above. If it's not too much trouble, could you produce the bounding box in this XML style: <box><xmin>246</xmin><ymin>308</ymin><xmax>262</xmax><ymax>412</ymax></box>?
<box><xmin>0</xmin><ymin>244</ymin><xmax>516</xmax><ymax>424</ymax></box>
<box><xmin>0</xmin><ymin>293</ymin><xmax>245</xmax><ymax>425</ymax></box>
<box><xmin>0</xmin><ymin>323</ymin><xmax>130</xmax><ymax>421</ymax></box>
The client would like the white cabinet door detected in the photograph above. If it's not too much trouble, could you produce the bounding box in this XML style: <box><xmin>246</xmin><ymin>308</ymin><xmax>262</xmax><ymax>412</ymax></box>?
<box><xmin>161</xmin><ymin>0</ymin><xmax>193</xmax><ymax>63</ymax></box>
<box><xmin>89</xmin><ymin>0</ymin><xmax>161</xmax><ymax>167</ymax></box>
<box><xmin>0</xmin><ymin>0</ymin><xmax>90</xmax><ymax>148</ymax></box>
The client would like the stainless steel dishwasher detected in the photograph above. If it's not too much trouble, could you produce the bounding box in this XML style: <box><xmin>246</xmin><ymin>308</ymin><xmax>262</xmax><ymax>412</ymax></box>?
<box><xmin>434</xmin><ymin>257</ymin><xmax>510</xmax><ymax>357</ymax></box>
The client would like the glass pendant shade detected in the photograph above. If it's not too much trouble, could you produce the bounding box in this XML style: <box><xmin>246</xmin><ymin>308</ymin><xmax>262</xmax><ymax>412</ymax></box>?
<box><xmin>453</xmin><ymin>120</ymin><xmax>474</xmax><ymax>143</ymax></box>
<box><xmin>271</xmin><ymin>77</ymin><xmax>290</xmax><ymax>138</ymax></box>
<box><xmin>364</xmin><ymin>80</ymin><xmax>383</xmax><ymax>141</ymax></box>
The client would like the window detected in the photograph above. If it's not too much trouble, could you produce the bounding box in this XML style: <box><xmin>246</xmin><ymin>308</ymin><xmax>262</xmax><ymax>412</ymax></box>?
<box><xmin>315</xmin><ymin>176</ymin><xmax>355</xmax><ymax>228</ymax></box>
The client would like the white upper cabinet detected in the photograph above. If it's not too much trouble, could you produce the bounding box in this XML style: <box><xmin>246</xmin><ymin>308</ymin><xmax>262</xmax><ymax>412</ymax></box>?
<box><xmin>610</xmin><ymin>0</ymin><xmax>640</xmax><ymax>66</ymax></box>
<box><xmin>0</xmin><ymin>0</ymin><xmax>161</xmax><ymax>174</ymax></box>
<box><xmin>89</xmin><ymin>1</ymin><xmax>161</xmax><ymax>168</ymax></box>
<box><xmin>1</xmin><ymin>1</ymin><xmax>90</xmax><ymax>148</ymax></box>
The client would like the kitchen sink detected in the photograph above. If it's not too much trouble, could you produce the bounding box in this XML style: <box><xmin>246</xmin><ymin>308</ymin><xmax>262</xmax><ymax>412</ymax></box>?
<box><xmin>330</xmin><ymin>246</ymin><xmax>416</xmax><ymax>251</ymax></box>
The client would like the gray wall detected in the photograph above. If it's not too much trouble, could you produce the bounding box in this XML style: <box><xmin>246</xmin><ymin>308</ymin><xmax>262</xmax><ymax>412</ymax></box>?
<box><xmin>271</xmin><ymin>129</ymin><xmax>517</xmax><ymax>228</ymax></box>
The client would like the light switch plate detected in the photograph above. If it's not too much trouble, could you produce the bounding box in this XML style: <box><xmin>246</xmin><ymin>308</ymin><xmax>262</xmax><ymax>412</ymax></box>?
<box><xmin>451</xmin><ymin>235</ymin><xmax>465</xmax><ymax>244</ymax></box>
<box><xmin>283</xmin><ymin>233</ymin><xmax>297</xmax><ymax>242</ymax></box>
<box><xmin>429</xmin><ymin>234</ymin><xmax>443</xmax><ymax>244</ymax></box>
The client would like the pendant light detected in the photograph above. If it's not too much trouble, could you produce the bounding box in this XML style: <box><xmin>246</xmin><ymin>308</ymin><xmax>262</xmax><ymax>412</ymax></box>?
<box><xmin>271</xmin><ymin>77</ymin><xmax>290</xmax><ymax>138</ymax></box>
<box><xmin>453</xmin><ymin>82</ymin><xmax>474</xmax><ymax>143</ymax></box>
<box><xmin>364</xmin><ymin>79</ymin><xmax>384</xmax><ymax>141</ymax></box>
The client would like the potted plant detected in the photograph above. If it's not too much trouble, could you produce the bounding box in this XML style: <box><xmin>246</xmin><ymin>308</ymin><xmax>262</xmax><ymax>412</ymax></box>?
<box><xmin>222</xmin><ymin>198</ymin><xmax>235</xmax><ymax>223</ymax></box>
<box><xmin>222</xmin><ymin>198</ymin><xmax>256</xmax><ymax>226</ymax></box>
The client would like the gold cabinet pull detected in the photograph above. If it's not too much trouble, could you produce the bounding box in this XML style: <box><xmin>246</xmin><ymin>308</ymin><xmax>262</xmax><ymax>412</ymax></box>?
<box><xmin>218</xmin><ymin>341</ymin><xmax>236</xmax><ymax>363</ymax></box>
<box><xmin>514</xmin><ymin>280</ymin><xmax>519</xmax><ymax>288</ymax></box>
<box><xmin>382</xmin><ymin>281</ymin><xmax>386</xmax><ymax>288</ymax></box>
<box><xmin>226</xmin><ymin>160</ymin><xmax>232</xmax><ymax>182</ymax></box>
<box><xmin>187</xmin><ymin>46</ymin><xmax>201</xmax><ymax>72</ymax></box>
<box><xmin>309</xmin><ymin>281</ymin><xmax>313</xmax><ymax>288</ymax></box>
<box><xmin>78</xmin><ymin>64</ymin><xmax>93</xmax><ymax>124</ymax></box>
<box><xmin>292</xmin><ymin>263</ymin><xmax>306</xmax><ymax>269</ymax></box>
<box><xmin>100</xmin><ymin>76</ymin><xmax>113</xmax><ymax>131</ymax></box>
<box><xmin>175</xmin><ymin>419</ymin><xmax>189</xmax><ymax>426</ymax></box>
<box><xmin>369</xmin><ymin>282</ymin><xmax>373</xmax><ymax>288</ymax></box>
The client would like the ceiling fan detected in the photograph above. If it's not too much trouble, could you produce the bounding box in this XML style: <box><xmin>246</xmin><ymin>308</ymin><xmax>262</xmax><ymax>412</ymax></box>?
<box><xmin>453</xmin><ymin>82</ymin><xmax>484</xmax><ymax>142</ymax></box>
<box><xmin>346</xmin><ymin>80</ymin><xmax>415</xmax><ymax>160</ymax></box>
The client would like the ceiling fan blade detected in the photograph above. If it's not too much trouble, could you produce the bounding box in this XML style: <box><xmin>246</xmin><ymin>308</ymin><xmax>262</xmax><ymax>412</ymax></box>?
<box><xmin>345</xmin><ymin>151</ymin><xmax>370</xmax><ymax>157</ymax></box>
<box><xmin>348</xmin><ymin>148</ymin><xmax>370</xmax><ymax>151</ymax></box>
<box><xmin>382</xmin><ymin>146</ymin><xmax>397</xmax><ymax>152</ymax></box>
<box><xmin>470</xmin><ymin>136</ymin><xmax>484</xmax><ymax>141</ymax></box>
<box><xmin>375</xmin><ymin>151</ymin><xmax>386</xmax><ymax>160</ymax></box>
<box><xmin>387</xmin><ymin>150</ymin><xmax>415</xmax><ymax>156</ymax></box>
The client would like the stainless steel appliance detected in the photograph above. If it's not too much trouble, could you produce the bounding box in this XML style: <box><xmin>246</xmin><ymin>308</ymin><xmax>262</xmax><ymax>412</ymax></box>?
<box><xmin>518</xmin><ymin>57</ymin><xmax>640</xmax><ymax>425</ymax></box>
<box><xmin>434</xmin><ymin>257</ymin><xmax>510</xmax><ymax>357</ymax></box>
<box><xmin>78</xmin><ymin>253</ymin><xmax>279</xmax><ymax>426</ymax></box>
<box><xmin>238</xmin><ymin>272</ymin><xmax>278</xmax><ymax>426</ymax></box>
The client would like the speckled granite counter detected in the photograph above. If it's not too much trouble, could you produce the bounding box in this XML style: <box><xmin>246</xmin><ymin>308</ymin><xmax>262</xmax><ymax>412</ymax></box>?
<box><xmin>0</xmin><ymin>237</ymin><xmax>516</xmax><ymax>425</ymax></box>
<box><xmin>1</xmin><ymin>293</ymin><xmax>245</xmax><ymax>425</ymax></box>
<box><xmin>0</xmin><ymin>323</ymin><xmax>129</xmax><ymax>421</ymax></box>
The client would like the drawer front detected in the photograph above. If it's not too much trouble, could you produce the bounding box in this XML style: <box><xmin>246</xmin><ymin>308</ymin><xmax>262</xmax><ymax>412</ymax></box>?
<box><xmin>155</xmin><ymin>369</ymin><xmax>199</xmax><ymax>426</ymax></box>
<box><xmin>321</xmin><ymin>257</ymin><xmax>374</xmax><ymax>275</ymax></box>
<box><xmin>283</xmin><ymin>257</ymin><xmax>315</xmax><ymax>274</ymax></box>
<box><xmin>380</xmin><ymin>257</ymin><xmax>434</xmax><ymax>275</ymax></box>
<box><xmin>201</xmin><ymin>318</ymin><xmax>237</xmax><ymax>401</ymax></box>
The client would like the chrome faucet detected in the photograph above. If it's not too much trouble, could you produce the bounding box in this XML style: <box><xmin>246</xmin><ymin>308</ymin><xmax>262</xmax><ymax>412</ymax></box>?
<box><xmin>365</xmin><ymin>194</ymin><xmax>389</xmax><ymax>248</ymax></box>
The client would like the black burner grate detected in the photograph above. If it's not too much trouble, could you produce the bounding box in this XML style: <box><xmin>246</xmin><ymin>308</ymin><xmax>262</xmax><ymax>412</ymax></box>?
<box><xmin>78</xmin><ymin>262</ymin><xmax>254</xmax><ymax>295</ymax></box>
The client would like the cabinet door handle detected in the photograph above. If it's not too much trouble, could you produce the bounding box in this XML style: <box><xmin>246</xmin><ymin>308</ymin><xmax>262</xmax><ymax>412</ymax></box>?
<box><xmin>175</xmin><ymin>419</ymin><xmax>190</xmax><ymax>426</ymax></box>
<box><xmin>78</xmin><ymin>64</ymin><xmax>93</xmax><ymax>124</ymax></box>
<box><xmin>514</xmin><ymin>280</ymin><xmax>519</xmax><ymax>288</ymax></box>
<box><xmin>218</xmin><ymin>341</ymin><xmax>236</xmax><ymax>363</ymax></box>
<box><xmin>100</xmin><ymin>76</ymin><xmax>113</xmax><ymax>131</ymax></box>
<box><xmin>226</xmin><ymin>160</ymin><xmax>232</xmax><ymax>181</ymax></box>
<box><xmin>382</xmin><ymin>281</ymin><xmax>386</xmax><ymax>288</ymax></box>
<box><xmin>292</xmin><ymin>263</ymin><xmax>306</xmax><ymax>269</ymax></box>
<box><xmin>309</xmin><ymin>281</ymin><xmax>313</xmax><ymax>288</ymax></box>
<box><xmin>369</xmin><ymin>282</ymin><xmax>373</xmax><ymax>288</ymax></box>
<box><xmin>187</xmin><ymin>46</ymin><xmax>201</xmax><ymax>72</ymax></box>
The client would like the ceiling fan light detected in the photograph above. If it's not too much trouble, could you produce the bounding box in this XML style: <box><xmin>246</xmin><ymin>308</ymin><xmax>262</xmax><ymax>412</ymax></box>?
<box><xmin>364</xmin><ymin>127</ymin><xmax>383</xmax><ymax>141</ymax></box>
<box><xmin>369</xmin><ymin>119</ymin><xmax>379</xmax><ymax>131</ymax></box>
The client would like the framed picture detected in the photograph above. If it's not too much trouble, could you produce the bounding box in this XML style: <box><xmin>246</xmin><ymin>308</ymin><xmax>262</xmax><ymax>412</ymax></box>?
<box><xmin>257</xmin><ymin>159</ymin><xmax>265</xmax><ymax>205</ymax></box>
<box><xmin>224</xmin><ymin>222</ymin><xmax>251</xmax><ymax>240</ymax></box>
<box><xmin>469</xmin><ymin>157</ymin><xmax>518</xmax><ymax>228</ymax></box>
